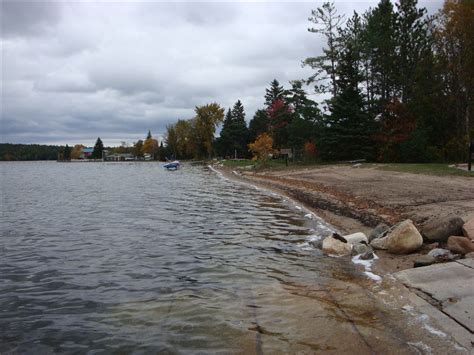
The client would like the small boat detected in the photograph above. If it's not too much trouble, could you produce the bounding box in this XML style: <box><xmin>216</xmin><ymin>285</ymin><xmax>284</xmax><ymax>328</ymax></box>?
<box><xmin>163</xmin><ymin>160</ymin><xmax>180</xmax><ymax>170</ymax></box>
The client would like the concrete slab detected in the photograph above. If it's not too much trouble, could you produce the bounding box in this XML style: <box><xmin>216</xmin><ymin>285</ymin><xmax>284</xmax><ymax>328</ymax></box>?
<box><xmin>395</xmin><ymin>261</ymin><xmax>474</xmax><ymax>334</ymax></box>
<box><xmin>456</xmin><ymin>258</ymin><xmax>474</xmax><ymax>268</ymax></box>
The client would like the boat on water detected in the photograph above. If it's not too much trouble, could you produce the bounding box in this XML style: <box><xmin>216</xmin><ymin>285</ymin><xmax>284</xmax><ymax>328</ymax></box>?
<box><xmin>163</xmin><ymin>160</ymin><xmax>180</xmax><ymax>170</ymax></box>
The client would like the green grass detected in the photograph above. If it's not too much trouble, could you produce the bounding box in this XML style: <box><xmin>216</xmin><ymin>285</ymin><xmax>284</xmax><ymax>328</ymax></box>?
<box><xmin>221</xmin><ymin>159</ymin><xmax>255</xmax><ymax>167</ymax></box>
<box><xmin>367</xmin><ymin>163</ymin><xmax>473</xmax><ymax>177</ymax></box>
<box><xmin>222</xmin><ymin>159</ymin><xmax>473</xmax><ymax>177</ymax></box>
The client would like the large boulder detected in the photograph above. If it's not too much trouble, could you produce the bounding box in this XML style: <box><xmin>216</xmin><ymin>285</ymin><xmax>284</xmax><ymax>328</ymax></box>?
<box><xmin>368</xmin><ymin>223</ymin><xmax>389</xmax><ymax>242</ymax></box>
<box><xmin>370</xmin><ymin>220</ymin><xmax>423</xmax><ymax>254</ymax></box>
<box><xmin>462</xmin><ymin>218</ymin><xmax>474</xmax><ymax>240</ymax></box>
<box><xmin>422</xmin><ymin>215</ymin><xmax>464</xmax><ymax>242</ymax></box>
<box><xmin>447</xmin><ymin>236</ymin><xmax>474</xmax><ymax>255</ymax></box>
<box><xmin>343</xmin><ymin>232</ymin><xmax>368</xmax><ymax>245</ymax></box>
<box><xmin>322</xmin><ymin>236</ymin><xmax>352</xmax><ymax>256</ymax></box>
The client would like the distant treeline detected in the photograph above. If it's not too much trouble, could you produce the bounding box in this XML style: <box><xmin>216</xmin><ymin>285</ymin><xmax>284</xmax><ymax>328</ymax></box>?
<box><xmin>0</xmin><ymin>143</ymin><xmax>62</xmax><ymax>161</ymax></box>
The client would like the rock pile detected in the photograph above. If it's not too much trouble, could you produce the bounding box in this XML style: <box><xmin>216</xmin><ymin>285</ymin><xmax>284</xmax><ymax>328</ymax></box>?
<box><xmin>313</xmin><ymin>215</ymin><xmax>474</xmax><ymax>270</ymax></box>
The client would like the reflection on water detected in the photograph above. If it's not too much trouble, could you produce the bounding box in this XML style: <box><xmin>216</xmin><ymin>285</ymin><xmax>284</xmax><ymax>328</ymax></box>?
<box><xmin>0</xmin><ymin>162</ymin><xmax>459</xmax><ymax>353</ymax></box>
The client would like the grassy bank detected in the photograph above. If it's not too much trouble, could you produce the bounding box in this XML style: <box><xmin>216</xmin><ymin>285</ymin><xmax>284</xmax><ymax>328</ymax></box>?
<box><xmin>369</xmin><ymin>163</ymin><xmax>473</xmax><ymax>177</ymax></box>
<box><xmin>221</xmin><ymin>159</ymin><xmax>473</xmax><ymax>177</ymax></box>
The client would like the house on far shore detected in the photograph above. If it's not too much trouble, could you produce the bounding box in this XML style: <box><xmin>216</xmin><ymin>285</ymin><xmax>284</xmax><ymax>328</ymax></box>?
<box><xmin>80</xmin><ymin>147</ymin><xmax>94</xmax><ymax>159</ymax></box>
<box><xmin>105</xmin><ymin>153</ymin><xmax>136</xmax><ymax>161</ymax></box>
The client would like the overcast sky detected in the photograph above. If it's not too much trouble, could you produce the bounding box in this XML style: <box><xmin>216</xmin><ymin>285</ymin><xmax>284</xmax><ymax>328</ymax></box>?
<box><xmin>1</xmin><ymin>0</ymin><xmax>443</xmax><ymax>146</ymax></box>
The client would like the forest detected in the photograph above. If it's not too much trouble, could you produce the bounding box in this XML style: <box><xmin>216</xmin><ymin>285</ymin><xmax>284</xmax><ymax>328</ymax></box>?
<box><xmin>166</xmin><ymin>0</ymin><xmax>473</xmax><ymax>163</ymax></box>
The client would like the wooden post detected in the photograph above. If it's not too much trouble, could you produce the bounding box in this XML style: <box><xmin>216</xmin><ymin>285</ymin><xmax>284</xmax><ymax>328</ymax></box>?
<box><xmin>469</xmin><ymin>140</ymin><xmax>473</xmax><ymax>172</ymax></box>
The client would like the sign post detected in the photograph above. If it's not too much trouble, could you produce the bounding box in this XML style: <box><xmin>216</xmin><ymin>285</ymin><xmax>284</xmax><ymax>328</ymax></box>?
<box><xmin>469</xmin><ymin>140</ymin><xmax>473</xmax><ymax>172</ymax></box>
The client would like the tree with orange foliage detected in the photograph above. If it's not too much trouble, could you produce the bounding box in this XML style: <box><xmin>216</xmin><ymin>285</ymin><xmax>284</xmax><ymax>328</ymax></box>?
<box><xmin>248</xmin><ymin>133</ymin><xmax>276</xmax><ymax>163</ymax></box>
<box><xmin>70</xmin><ymin>144</ymin><xmax>85</xmax><ymax>160</ymax></box>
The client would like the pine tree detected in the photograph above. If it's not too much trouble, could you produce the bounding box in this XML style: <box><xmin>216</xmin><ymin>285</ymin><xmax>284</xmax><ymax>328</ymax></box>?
<box><xmin>146</xmin><ymin>130</ymin><xmax>152</xmax><ymax>140</ymax></box>
<box><xmin>248</xmin><ymin>109</ymin><xmax>270</xmax><ymax>143</ymax></box>
<box><xmin>394</xmin><ymin>0</ymin><xmax>431</xmax><ymax>104</ymax></box>
<box><xmin>304</xmin><ymin>1</ymin><xmax>344</xmax><ymax>96</ymax></box>
<box><xmin>364</xmin><ymin>0</ymin><xmax>397</xmax><ymax>108</ymax></box>
<box><xmin>321</xmin><ymin>40</ymin><xmax>375</xmax><ymax>161</ymax></box>
<box><xmin>91</xmin><ymin>137</ymin><xmax>104</xmax><ymax>159</ymax></box>
<box><xmin>63</xmin><ymin>144</ymin><xmax>71</xmax><ymax>161</ymax></box>
<box><xmin>264</xmin><ymin>79</ymin><xmax>285</xmax><ymax>106</ymax></box>
<box><xmin>230</xmin><ymin>100</ymin><xmax>250</xmax><ymax>158</ymax></box>
<box><xmin>216</xmin><ymin>101</ymin><xmax>249</xmax><ymax>158</ymax></box>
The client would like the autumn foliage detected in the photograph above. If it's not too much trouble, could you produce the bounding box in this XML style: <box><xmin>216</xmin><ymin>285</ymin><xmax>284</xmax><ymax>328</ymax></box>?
<box><xmin>248</xmin><ymin>133</ymin><xmax>276</xmax><ymax>162</ymax></box>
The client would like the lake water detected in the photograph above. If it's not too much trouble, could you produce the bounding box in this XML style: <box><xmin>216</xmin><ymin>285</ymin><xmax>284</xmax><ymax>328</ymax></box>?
<box><xmin>0</xmin><ymin>162</ymin><xmax>460</xmax><ymax>354</ymax></box>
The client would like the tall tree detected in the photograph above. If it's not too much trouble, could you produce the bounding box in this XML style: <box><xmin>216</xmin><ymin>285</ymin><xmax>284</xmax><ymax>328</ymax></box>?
<box><xmin>304</xmin><ymin>1</ymin><xmax>344</xmax><ymax>96</ymax></box>
<box><xmin>435</xmin><ymin>0</ymin><xmax>474</xmax><ymax>159</ymax></box>
<box><xmin>364</xmin><ymin>0</ymin><xmax>397</xmax><ymax>108</ymax></box>
<box><xmin>321</xmin><ymin>36</ymin><xmax>375</xmax><ymax>161</ymax></box>
<box><xmin>62</xmin><ymin>144</ymin><xmax>71</xmax><ymax>161</ymax></box>
<box><xmin>91</xmin><ymin>137</ymin><xmax>104</xmax><ymax>159</ymax></box>
<box><xmin>394</xmin><ymin>0</ymin><xmax>431</xmax><ymax>104</ymax></box>
<box><xmin>194</xmin><ymin>103</ymin><xmax>225</xmax><ymax>158</ymax></box>
<box><xmin>133</xmin><ymin>140</ymin><xmax>144</xmax><ymax>158</ymax></box>
<box><xmin>267</xmin><ymin>99</ymin><xmax>293</xmax><ymax>149</ymax></box>
<box><xmin>248</xmin><ymin>109</ymin><xmax>270</xmax><ymax>143</ymax></box>
<box><xmin>264</xmin><ymin>79</ymin><xmax>285</xmax><ymax>106</ymax></box>
<box><xmin>165</xmin><ymin>124</ymin><xmax>178</xmax><ymax>159</ymax></box>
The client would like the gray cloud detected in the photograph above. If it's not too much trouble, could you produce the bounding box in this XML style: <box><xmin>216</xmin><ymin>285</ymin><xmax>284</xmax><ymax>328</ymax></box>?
<box><xmin>1</xmin><ymin>0</ymin><xmax>443</xmax><ymax>146</ymax></box>
<box><xmin>1</xmin><ymin>1</ymin><xmax>61</xmax><ymax>38</ymax></box>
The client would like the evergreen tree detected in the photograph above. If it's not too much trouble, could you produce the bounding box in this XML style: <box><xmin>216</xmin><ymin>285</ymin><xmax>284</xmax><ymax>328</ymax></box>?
<box><xmin>364</xmin><ymin>0</ymin><xmax>397</xmax><ymax>109</ymax></box>
<box><xmin>146</xmin><ymin>130</ymin><xmax>152</xmax><ymax>140</ymax></box>
<box><xmin>63</xmin><ymin>144</ymin><xmax>71</xmax><ymax>161</ymax></box>
<box><xmin>264</xmin><ymin>79</ymin><xmax>285</xmax><ymax>106</ymax></box>
<box><xmin>394</xmin><ymin>0</ymin><xmax>431</xmax><ymax>104</ymax></box>
<box><xmin>91</xmin><ymin>137</ymin><xmax>104</xmax><ymax>159</ymax></box>
<box><xmin>320</xmin><ymin>39</ymin><xmax>375</xmax><ymax>161</ymax></box>
<box><xmin>216</xmin><ymin>101</ymin><xmax>250</xmax><ymax>158</ymax></box>
<box><xmin>304</xmin><ymin>1</ymin><xmax>344</xmax><ymax>96</ymax></box>
<box><xmin>158</xmin><ymin>141</ymin><xmax>166</xmax><ymax>161</ymax></box>
<box><xmin>248</xmin><ymin>109</ymin><xmax>270</xmax><ymax>143</ymax></box>
<box><xmin>286</xmin><ymin>81</ymin><xmax>321</xmax><ymax>154</ymax></box>
<box><xmin>215</xmin><ymin>109</ymin><xmax>234</xmax><ymax>157</ymax></box>
<box><xmin>229</xmin><ymin>100</ymin><xmax>250</xmax><ymax>158</ymax></box>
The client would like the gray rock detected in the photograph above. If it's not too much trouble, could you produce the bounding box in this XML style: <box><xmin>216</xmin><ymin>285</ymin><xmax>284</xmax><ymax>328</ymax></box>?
<box><xmin>360</xmin><ymin>250</ymin><xmax>375</xmax><ymax>260</ymax></box>
<box><xmin>351</xmin><ymin>243</ymin><xmax>372</xmax><ymax>256</ymax></box>
<box><xmin>465</xmin><ymin>252</ymin><xmax>474</xmax><ymax>259</ymax></box>
<box><xmin>414</xmin><ymin>255</ymin><xmax>436</xmax><ymax>268</ymax></box>
<box><xmin>427</xmin><ymin>248</ymin><xmax>457</xmax><ymax>261</ymax></box>
<box><xmin>369</xmin><ymin>223</ymin><xmax>390</xmax><ymax>242</ymax></box>
<box><xmin>422</xmin><ymin>215</ymin><xmax>464</xmax><ymax>242</ymax></box>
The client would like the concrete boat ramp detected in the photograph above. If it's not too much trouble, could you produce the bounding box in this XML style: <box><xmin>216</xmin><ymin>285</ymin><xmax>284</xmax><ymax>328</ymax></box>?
<box><xmin>395</xmin><ymin>258</ymin><xmax>474</xmax><ymax>351</ymax></box>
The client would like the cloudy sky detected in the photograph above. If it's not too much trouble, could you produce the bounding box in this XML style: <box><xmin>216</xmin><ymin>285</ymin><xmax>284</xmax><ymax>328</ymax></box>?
<box><xmin>1</xmin><ymin>0</ymin><xmax>442</xmax><ymax>146</ymax></box>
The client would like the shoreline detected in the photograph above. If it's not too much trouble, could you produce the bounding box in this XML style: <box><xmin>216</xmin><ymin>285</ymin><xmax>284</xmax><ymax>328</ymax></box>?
<box><xmin>214</xmin><ymin>165</ymin><xmax>421</xmax><ymax>275</ymax></box>
<box><xmin>213</xmin><ymin>163</ymin><xmax>474</xmax><ymax>351</ymax></box>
